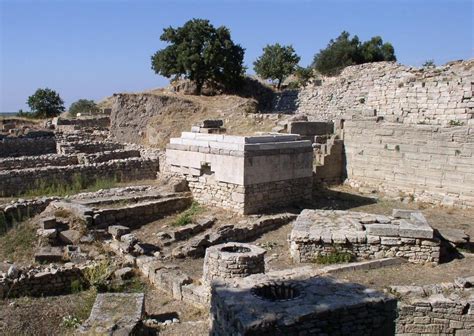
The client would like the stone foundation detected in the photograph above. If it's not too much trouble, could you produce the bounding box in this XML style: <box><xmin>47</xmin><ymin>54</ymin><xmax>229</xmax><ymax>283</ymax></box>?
<box><xmin>210</xmin><ymin>273</ymin><xmax>397</xmax><ymax>335</ymax></box>
<box><xmin>0</xmin><ymin>264</ymin><xmax>88</xmax><ymax>299</ymax></box>
<box><xmin>167</xmin><ymin>132</ymin><xmax>313</xmax><ymax>214</ymax></box>
<box><xmin>391</xmin><ymin>277</ymin><xmax>474</xmax><ymax>335</ymax></box>
<box><xmin>202</xmin><ymin>243</ymin><xmax>266</xmax><ymax>285</ymax></box>
<box><xmin>0</xmin><ymin>136</ymin><xmax>57</xmax><ymax>157</ymax></box>
<box><xmin>0</xmin><ymin>158</ymin><xmax>159</xmax><ymax>196</ymax></box>
<box><xmin>290</xmin><ymin>209</ymin><xmax>440</xmax><ymax>264</ymax></box>
<box><xmin>188</xmin><ymin>175</ymin><xmax>312</xmax><ymax>214</ymax></box>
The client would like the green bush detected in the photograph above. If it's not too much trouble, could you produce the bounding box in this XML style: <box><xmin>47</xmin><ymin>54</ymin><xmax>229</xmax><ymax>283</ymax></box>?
<box><xmin>313</xmin><ymin>250</ymin><xmax>354</xmax><ymax>264</ymax></box>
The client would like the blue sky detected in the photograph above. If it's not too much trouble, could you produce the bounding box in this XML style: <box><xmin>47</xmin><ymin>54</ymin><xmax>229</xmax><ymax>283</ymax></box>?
<box><xmin>0</xmin><ymin>0</ymin><xmax>472</xmax><ymax>112</ymax></box>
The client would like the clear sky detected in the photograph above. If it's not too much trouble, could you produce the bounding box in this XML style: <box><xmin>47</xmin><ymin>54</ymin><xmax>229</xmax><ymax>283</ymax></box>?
<box><xmin>0</xmin><ymin>0</ymin><xmax>472</xmax><ymax>112</ymax></box>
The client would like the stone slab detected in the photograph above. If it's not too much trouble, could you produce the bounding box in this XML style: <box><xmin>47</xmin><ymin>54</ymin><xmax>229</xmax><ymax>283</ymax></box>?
<box><xmin>79</xmin><ymin>293</ymin><xmax>144</xmax><ymax>335</ymax></box>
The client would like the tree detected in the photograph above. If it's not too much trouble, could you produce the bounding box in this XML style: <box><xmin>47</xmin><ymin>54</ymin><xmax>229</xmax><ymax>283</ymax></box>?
<box><xmin>69</xmin><ymin>99</ymin><xmax>99</xmax><ymax>117</ymax></box>
<box><xmin>422</xmin><ymin>59</ymin><xmax>435</xmax><ymax>67</ymax></box>
<box><xmin>312</xmin><ymin>31</ymin><xmax>396</xmax><ymax>76</ymax></box>
<box><xmin>294</xmin><ymin>66</ymin><xmax>314</xmax><ymax>87</ymax></box>
<box><xmin>253</xmin><ymin>44</ymin><xmax>301</xmax><ymax>89</ymax></box>
<box><xmin>27</xmin><ymin>88</ymin><xmax>65</xmax><ymax>118</ymax></box>
<box><xmin>151</xmin><ymin>19</ymin><xmax>245</xmax><ymax>95</ymax></box>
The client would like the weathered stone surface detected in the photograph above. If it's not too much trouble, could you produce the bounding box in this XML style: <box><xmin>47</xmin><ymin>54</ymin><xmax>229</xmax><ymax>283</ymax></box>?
<box><xmin>108</xmin><ymin>225</ymin><xmax>131</xmax><ymax>240</ymax></box>
<box><xmin>79</xmin><ymin>293</ymin><xmax>144</xmax><ymax>335</ymax></box>
<box><xmin>59</xmin><ymin>229</ymin><xmax>82</xmax><ymax>245</ymax></box>
<box><xmin>34</xmin><ymin>246</ymin><xmax>64</xmax><ymax>263</ymax></box>
<box><xmin>39</xmin><ymin>217</ymin><xmax>57</xmax><ymax>229</ymax></box>
<box><xmin>290</xmin><ymin>209</ymin><xmax>440</xmax><ymax>264</ymax></box>
<box><xmin>211</xmin><ymin>272</ymin><xmax>397</xmax><ymax>335</ymax></box>
<box><xmin>437</xmin><ymin>228</ymin><xmax>469</xmax><ymax>245</ymax></box>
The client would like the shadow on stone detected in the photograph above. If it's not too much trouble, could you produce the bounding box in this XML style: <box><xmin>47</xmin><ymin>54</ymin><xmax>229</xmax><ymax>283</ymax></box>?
<box><xmin>209</xmin><ymin>275</ymin><xmax>397</xmax><ymax>336</ymax></box>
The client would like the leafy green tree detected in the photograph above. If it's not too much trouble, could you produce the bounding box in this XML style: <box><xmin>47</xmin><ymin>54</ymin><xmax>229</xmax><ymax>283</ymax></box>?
<box><xmin>294</xmin><ymin>66</ymin><xmax>314</xmax><ymax>87</ymax></box>
<box><xmin>69</xmin><ymin>99</ymin><xmax>99</xmax><ymax>117</ymax></box>
<box><xmin>313</xmin><ymin>31</ymin><xmax>396</xmax><ymax>76</ymax></box>
<box><xmin>253</xmin><ymin>44</ymin><xmax>301</xmax><ymax>89</ymax></box>
<box><xmin>151</xmin><ymin>19</ymin><xmax>245</xmax><ymax>95</ymax></box>
<box><xmin>27</xmin><ymin>88</ymin><xmax>65</xmax><ymax>118</ymax></box>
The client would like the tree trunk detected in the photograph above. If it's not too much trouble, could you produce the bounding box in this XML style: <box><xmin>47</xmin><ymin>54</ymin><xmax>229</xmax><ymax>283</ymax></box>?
<box><xmin>277</xmin><ymin>78</ymin><xmax>282</xmax><ymax>90</ymax></box>
<box><xmin>195</xmin><ymin>80</ymin><xmax>203</xmax><ymax>95</ymax></box>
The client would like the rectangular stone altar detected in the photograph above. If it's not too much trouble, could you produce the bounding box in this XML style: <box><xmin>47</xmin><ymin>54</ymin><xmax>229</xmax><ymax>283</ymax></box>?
<box><xmin>166</xmin><ymin>132</ymin><xmax>313</xmax><ymax>214</ymax></box>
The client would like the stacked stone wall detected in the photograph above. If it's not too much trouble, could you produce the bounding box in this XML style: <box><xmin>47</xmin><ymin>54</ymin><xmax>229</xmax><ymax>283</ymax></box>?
<box><xmin>0</xmin><ymin>197</ymin><xmax>59</xmax><ymax>235</ymax></box>
<box><xmin>0</xmin><ymin>137</ymin><xmax>57</xmax><ymax>157</ymax></box>
<box><xmin>0</xmin><ymin>154</ymin><xmax>79</xmax><ymax>170</ymax></box>
<box><xmin>57</xmin><ymin>140</ymin><xmax>124</xmax><ymax>154</ymax></box>
<box><xmin>297</xmin><ymin>60</ymin><xmax>473</xmax><ymax>126</ymax></box>
<box><xmin>91</xmin><ymin>195</ymin><xmax>192</xmax><ymax>228</ymax></box>
<box><xmin>79</xmin><ymin>149</ymin><xmax>141</xmax><ymax>164</ymax></box>
<box><xmin>187</xmin><ymin>175</ymin><xmax>311</xmax><ymax>214</ymax></box>
<box><xmin>391</xmin><ymin>279</ymin><xmax>474</xmax><ymax>335</ymax></box>
<box><xmin>0</xmin><ymin>158</ymin><xmax>159</xmax><ymax>196</ymax></box>
<box><xmin>292</xmin><ymin>238</ymin><xmax>440</xmax><ymax>264</ymax></box>
<box><xmin>0</xmin><ymin>266</ymin><xmax>87</xmax><ymax>299</ymax></box>
<box><xmin>344</xmin><ymin>119</ymin><xmax>474</xmax><ymax>207</ymax></box>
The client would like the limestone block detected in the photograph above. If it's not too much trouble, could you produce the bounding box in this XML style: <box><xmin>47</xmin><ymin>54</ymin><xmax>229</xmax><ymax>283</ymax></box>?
<box><xmin>59</xmin><ymin>230</ymin><xmax>82</xmax><ymax>245</ymax></box>
<box><xmin>365</xmin><ymin>224</ymin><xmax>400</xmax><ymax>237</ymax></box>
<box><xmin>399</xmin><ymin>220</ymin><xmax>433</xmax><ymax>239</ymax></box>
<box><xmin>108</xmin><ymin>225</ymin><xmax>131</xmax><ymax>240</ymax></box>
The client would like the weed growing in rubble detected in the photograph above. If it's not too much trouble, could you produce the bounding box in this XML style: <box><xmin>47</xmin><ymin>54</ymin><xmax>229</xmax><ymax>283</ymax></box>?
<box><xmin>173</xmin><ymin>201</ymin><xmax>202</xmax><ymax>226</ymax></box>
<box><xmin>62</xmin><ymin>315</ymin><xmax>82</xmax><ymax>329</ymax></box>
<box><xmin>313</xmin><ymin>250</ymin><xmax>354</xmax><ymax>264</ymax></box>
<box><xmin>83</xmin><ymin>260</ymin><xmax>115</xmax><ymax>292</ymax></box>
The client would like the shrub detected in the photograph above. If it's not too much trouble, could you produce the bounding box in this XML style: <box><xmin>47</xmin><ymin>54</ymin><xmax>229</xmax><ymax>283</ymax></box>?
<box><xmin>62</xmin><ymin>315</ymin><xmax>82</xmax><ymax>329</ymax></box>
<box><xmin>83</xmin><ymin>260</ymin><xmax>114</xmax><ymax>292</ymax></box>
<box><xmin>313</xmin><ymin>249</ymin><xmax>354</xmax><ymax>264</ymax></box>
<box><xmin>173</xmin><ymin>202</ymin><xmax>202</xmax><ymax>226</ymax></box>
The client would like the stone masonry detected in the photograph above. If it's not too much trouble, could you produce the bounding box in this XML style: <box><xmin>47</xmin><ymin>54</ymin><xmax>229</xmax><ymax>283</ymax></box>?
<box><xmin>344</xmin><ymin>118</ymin><xmax>474</xmax><ymax>207</ymax></box>
<box><xmin>166</xmin><ymin>132</ymin><xmax>313</xmax><ymax>214</ymax></box>
<box><xmin>297</xmin><ymin>60</ymin><xmax>473</xmax><ymax>126</ymax></box>
<box><xmin>290</xmin><ymin>209</ymin><xmax>440</xmax><ymax>264</ymax></box>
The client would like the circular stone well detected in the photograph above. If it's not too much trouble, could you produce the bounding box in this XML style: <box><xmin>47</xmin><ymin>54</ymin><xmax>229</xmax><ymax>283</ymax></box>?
<box><xmin>251</xmin><ymin>281</ymin><xmax>303</xmax><ymax>302</ymax></box>
<box><xmin>202</xmin><ymin>242</ymin><xmax>266</xmax><ymax>285</ymax></box>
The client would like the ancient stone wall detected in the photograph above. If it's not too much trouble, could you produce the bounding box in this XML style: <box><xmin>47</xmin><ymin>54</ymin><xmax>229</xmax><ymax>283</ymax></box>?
<box><xmin>0</xmin><ymin>158</ymin><xmax>159</xmax><ymax>196</ymax></box>
<box><xmin>290</xmin><ymin>209</ymin><xmax>440</xmax><ymax>264</ymax></box>
<box><xmin>344</xmin><ymin>119</ymin><xmax>474</xmax><ymax>207</ymax></box>
<box><xmin>0</xmin><ymin>197</ymin><xmax>59</xmax><ymax>235</ymax></box>
<box><xmin>187</xmin><ymin>175</ymin><xmax>312</xmax><ymax>214</ymax></box>
<box><xmin>391</xmin><ymin>278</ymin><xmax>474</xmax><ymax>335</ymax></box>
<box><xmin>297</xmin><ymin>60</ymin><xmax>473</xmax><ymax>126</ymax></box>
<box><xmin>0</xmin><ymin>265</ymin><xmax>87</xmax><ymax>298</ymax></box>
<box><xmin>79</xmin><ymin>149</ymin><xmax>141</xmax><ymax>164</ymax></box>
<box><xmin>0</xmin><ymin>136</ymin><xmax>57</xmax><ymax>157</ymax></box>
<box><xmin>57</xmin><ymin>140</ymin><xmax>124</xmax><ymax>154</ymax></box>
<box><xmin>0</xmin><ymin>154</ymin><xmax>79</xmax><ymax>170</ymax></box>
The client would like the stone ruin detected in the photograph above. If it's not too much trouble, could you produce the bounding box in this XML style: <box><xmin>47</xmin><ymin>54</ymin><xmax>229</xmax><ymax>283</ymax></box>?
<box><xmin>166</xmin><ymin>128</ymin><xmax>313</xmax><ymax>214</ymax></box>
<box><xmin>290</xmin><ymin>209</ymin><xmax>440</xmax><ymax>264</ymax></box>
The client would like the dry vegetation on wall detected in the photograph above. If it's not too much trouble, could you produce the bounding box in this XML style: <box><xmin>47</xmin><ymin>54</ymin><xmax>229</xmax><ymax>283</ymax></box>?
<box><xmin>110</xmin><ymin>90</ymin><xmax>278</xmax><ymax>148</ymax></box>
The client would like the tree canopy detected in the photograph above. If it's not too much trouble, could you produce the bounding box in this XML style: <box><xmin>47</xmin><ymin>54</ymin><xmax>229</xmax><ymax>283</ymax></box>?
<box><xmin>253</xmin><ymin>44</ymin><xmax>301</xmax><ymax>89</ymax></box>
<box><xmin>27</xmin><ymin>88</ymin><xmax>65</xmax><ymax>118</ymax></box>
<box><xmin>69</xmin><ymin>99</ymin><xmax>100</xmax><ymax>117</ymax></box>
<box><xmin>151</xmin><ymin>19</ymin><xmax>245</xmax><ymax>95</ymax></box>
<box><xmin>313</xmin><ymin>31</ymin><xmax>396</xmax><ymax>76</ymax></box>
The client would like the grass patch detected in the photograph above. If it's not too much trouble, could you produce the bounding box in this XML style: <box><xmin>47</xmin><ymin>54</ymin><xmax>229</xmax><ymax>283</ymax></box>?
<box><xmin>313</xmin><ymin>250</ymin><xmax>354</xmax><ymax>264</ymax></box>
<box><xmin>172</xmin><ymin>201</ymin><xmax>202</xmax><ymax>226</ymax></box>
<box><xmin>83</xmin><ymin>260</ymin><xmax>115</xmax><ymax>292</ymax></box>
<box><xmin>0</xmin><ymin>220</ymin><xmax>36</xmax><ymax>263</ymax></box>
<box><xmin>21</xmin><ymin>174</ymin><xmax>118</xmax><ymax>198</ymax></box>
